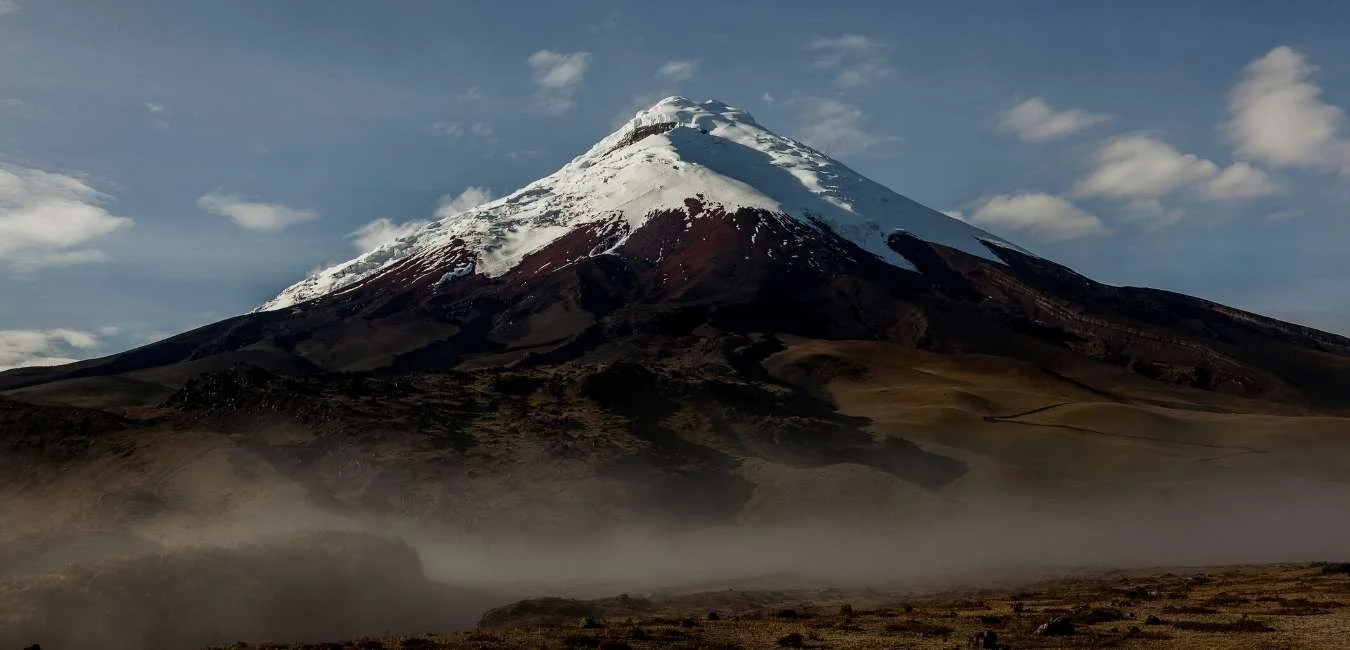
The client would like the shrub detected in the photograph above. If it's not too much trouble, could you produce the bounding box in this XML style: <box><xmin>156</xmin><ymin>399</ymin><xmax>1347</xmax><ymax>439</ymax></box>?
<box><xmin>883</xmin><ymin>620</ymin><xmax>954</xmax><ymax>637</ymax></box>
<box><xmin>1170</xmin><ymin>619</ymin><xmax>1273</xmax><ymax>633</ymax></box>
<box><xmin>1321</xmin><ymin>563</ymin><xmax>1350</xmax><ymax>575</ymax></box>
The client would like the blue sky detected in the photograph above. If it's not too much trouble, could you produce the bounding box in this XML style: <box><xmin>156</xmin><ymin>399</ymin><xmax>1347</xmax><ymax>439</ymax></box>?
<box><xmin>3</xmin><ymin>0</ymin><xmax>1350</xmax><ymax>368</ymax></box>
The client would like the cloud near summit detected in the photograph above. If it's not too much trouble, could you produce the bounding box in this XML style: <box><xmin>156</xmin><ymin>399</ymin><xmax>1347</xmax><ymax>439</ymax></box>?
<box><xmin>956</xmin><ymin>193</ymin><xmax>1107</xmax><ymax>242</ymax></box>
<box><xmin>528</xmin><ymin>50</ymin><xmax>592</xmax><ymax>115</ymax></box>
<box><xmin>792</xmin><ymin>97</ymin><xmax>900</xmax><ymax>157</ymax></box>
<box><xmin>656</xmin><ymin>60</ymin><xmax>697</xmax><ymax>83</ymax></box>
<box><xmin>807</xmin><ymin>34</ymin><xmax>891</xmax><ymax>88</ymax></box>
<box><xmin>198</xmin><ymin>192</ymin><xmax>318</xmax><ymax>233</ymax></box>
<box><xmin>348</xmin><ymin>187</ymin><xmax>494</xmax><ymax>254</ymax></box>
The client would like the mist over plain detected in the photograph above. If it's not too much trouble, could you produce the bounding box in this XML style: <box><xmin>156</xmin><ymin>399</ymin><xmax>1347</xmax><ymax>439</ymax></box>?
<box><xmin>6</xmin><ymin>461</ymin><xmax>1350</xmax><ymax>650</ymax></box>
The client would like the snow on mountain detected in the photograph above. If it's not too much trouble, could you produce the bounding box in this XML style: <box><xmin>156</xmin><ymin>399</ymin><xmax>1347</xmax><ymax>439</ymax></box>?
<box><xmin>258</xmin><ymin>97</ymin><xmax>1024</xmax><ymax>312</ymax></box>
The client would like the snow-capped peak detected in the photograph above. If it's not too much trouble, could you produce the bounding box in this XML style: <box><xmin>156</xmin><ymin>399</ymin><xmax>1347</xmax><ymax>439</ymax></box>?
<box><xmin>257</xmin><ymin>97</ymin><xmax>1024</xmax><ymax>312</ymax></box>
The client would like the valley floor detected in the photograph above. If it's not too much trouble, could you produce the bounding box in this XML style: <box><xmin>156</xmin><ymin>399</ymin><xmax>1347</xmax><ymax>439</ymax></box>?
<box><xmin>218</xmin><ymin>562</ymin><xmax>1350</xmax><ymax>649</ymax></box>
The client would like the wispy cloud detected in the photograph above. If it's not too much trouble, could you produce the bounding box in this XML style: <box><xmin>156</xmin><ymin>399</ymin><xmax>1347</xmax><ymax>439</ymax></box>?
<box><xmin>0</xmin><ymin>328</ymin><xmax>100</xmax><ymax>371</ymax></box>
<box><xmin>430</xmin><ymin>122</ymin><xmax>464</xmax><ymax>137</ymax></box>
<box><xmin>456</xmin><ymin>87</ymin><xmax>485</xmax><ymax>104</ymax></box>
<box><xmin>529</xmin><ymin>50</ymin><xmax>591</xmax><ymax>89</ymax></box>
<box><xmin>348</xmin><ymin>217</ymin><xmax>428</xmax><ymax>254</ymax></box>
<box><xmin>146</xmin><ymin>102</ymin><xmax>165</xmax><ymax>114</ymax></box>
<box><xmin>0</xmin><ymin>0</ymin><xmax>21</xmax><ymax>17</ymax></box>
<box><xmin>433</xmin><ymin>186</ymin><xmax>494</xmax><ymax>218</ymax></box>
<box><xmin>1268</xmin><ymin>208</ymin><xmax>1306</xmax><ymax>221</ymax></box>
<box><xmin>792</xmin><ymin>97</ymin><xmax>901</xmax><ymax>157</ymax></box>
<box><xmin>997</xmin><ymin>98</ymin><xmax>1111</xmax><ymax>142</ymax></box>
<box><xmin>0</xmin><ymin>164</ymin><xmax>133</xmax><ymax>268</ymax></box>
<box><xmin>528</xmin><ymin>50</ymin><xmax>592</xmax><ymax>115</ymax></box>
<box><xmin>429</xmin><ymin>121</ymin><xmax>496</xmax><ymax>141</ymax></box>
<box><xmin>656</xmin><ymin>60</ymin><xmax>697</xmax><ymax>82</ymax></box>
<box><xmin>806</xmin><ymin>34</ymin><xmax>890</xmax><ymax>88</ymax></box>
<box><xmin>588</xmin><ymin>11</ymin><xmax>620</xmax><ymax>34</ymax></box>
<box><xmin>1225</xmin><ymin>46</ymin><xmax>1350</xmax><ymax>174</ymax></box>
<box><xmin>197</xmin><ymin>191</ymin><xmax>318</xmax><ymax>233</ymax></box>
<box><xmin>962</xmin><ymin>193</ymin><xmax>1108</xmax><ymax>242</ymax></box>
<box><xmin>0</xmin><ymin>98</ymin><xmax>40</xmax><ymax>120</ymax></box>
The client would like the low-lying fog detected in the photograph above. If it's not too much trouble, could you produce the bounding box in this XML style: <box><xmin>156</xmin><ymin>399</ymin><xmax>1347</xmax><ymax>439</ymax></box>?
<box><xmin>5</xmin><ymin>475</ymin><xmax>1350</xmax><ymax>649</ymax></box>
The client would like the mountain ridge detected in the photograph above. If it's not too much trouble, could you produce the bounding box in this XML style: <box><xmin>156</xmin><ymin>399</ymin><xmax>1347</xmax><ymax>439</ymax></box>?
<box><xmin>2</xmin><ymin>96</ymin><xmax>1348</xmax><ymax>410</ymax></box>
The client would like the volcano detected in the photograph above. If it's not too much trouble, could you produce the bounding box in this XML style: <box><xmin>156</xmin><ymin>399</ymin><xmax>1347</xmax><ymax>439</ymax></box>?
<box><xmin>3</xmin><ymin>97</ymin><xmax>1350</xmax><ymax>537</ymax></box>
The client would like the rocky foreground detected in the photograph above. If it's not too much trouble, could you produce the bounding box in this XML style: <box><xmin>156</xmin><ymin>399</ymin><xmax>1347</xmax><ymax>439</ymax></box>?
<box><xmin>214</xmin><ymin>562</ymin><xmax>1350</xmax><ymax>650</ymax></box>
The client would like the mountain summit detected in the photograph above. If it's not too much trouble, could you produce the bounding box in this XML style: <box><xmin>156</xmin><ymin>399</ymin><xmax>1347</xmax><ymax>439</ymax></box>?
<box><xmin>261</xmin><ymin>97</ymin><xmax>1021</xmax><ymax>311</ymax></box>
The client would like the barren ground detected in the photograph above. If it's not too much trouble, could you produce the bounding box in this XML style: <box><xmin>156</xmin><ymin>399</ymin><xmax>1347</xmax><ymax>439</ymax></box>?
<box><xmin>215</xmin><ymin>562</ymin><xmax>1350</xmax><ymax>649</ymax></box>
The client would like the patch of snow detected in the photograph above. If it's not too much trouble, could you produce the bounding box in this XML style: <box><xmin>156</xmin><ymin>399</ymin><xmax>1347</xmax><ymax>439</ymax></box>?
<box><xmin>257</xmin><ymin>96</ymin><xmax>1027</xmax><ymax>311</ymax></box>
<box><xmin>435</xmin><ymin>260</ymin><xmax>476</xmax><ymax>286</ymax></box>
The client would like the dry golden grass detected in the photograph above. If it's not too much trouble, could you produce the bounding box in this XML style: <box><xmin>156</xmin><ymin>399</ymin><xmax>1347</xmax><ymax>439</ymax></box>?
<box><xmin>763</xmin><ymin>338</ymin><xmax>1350</xmax><ymax>501</ymax></box>
<box><xmin>217</xmin><ymin>562</ymin><xmax>1350</xmax><ymax>649</ymax></box>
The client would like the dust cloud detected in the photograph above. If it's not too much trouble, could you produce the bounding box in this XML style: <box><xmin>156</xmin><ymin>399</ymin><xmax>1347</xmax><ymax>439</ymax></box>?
<box><xmin>403</xmin><ymin>476</ymin><xmax>1350</xmax><ymax>593</ymax></box>
<box><xmin>5</xmin><ymin>474</ymin><xmax>1350</xmax><ymax>649</ymax></box>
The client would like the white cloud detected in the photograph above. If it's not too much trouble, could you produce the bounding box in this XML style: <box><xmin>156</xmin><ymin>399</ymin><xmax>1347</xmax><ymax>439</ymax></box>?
<box><xmin>1225</xmin><ymin>46</ymin><xmax>1350</xmax><ymax>173</ymax></box>
<box><xmin>528</xmin><ymin>50</ymin><xmax>591</xmax><ymax>89</ymax></box>
<box><xmin>527</xmin><ymin>50</ymin><xmax>592</xmax><ymax>116</ymax></box>
<box><xmin>1199</xmin><ymin>162</ymin><xmax>1281</xmax><ymax>200</ymax></box>
<box><xmin>0</xmin><ymin>98</ymin><xmax>38</xmax><ymax>120</ymax></box>
<box><xmin>456</xmin><ymin>87</ymin><xmax>484</xmax><ymax>104</ymax></box>
<box><xmin>0</xmin><ymin>164</ymin><xmax>133</xmax><ymax>268</ymax></box>
<box><xmin>656</xmin><ymin>60</ymin><xmax>697</xmax><ymax>82</ymax></box>
<box><xmin>146</xmin><ymin>102</ymin><xmax>165</xmax><ymax>114</ymax></box>
<box><xmin>762</xmin><ymin>92</ymin><xmax>775</xmax><ymax>104</ymax></box>
<box><xmin>431</xmin><ymin>122</ymin><xmax>464</xmax><ymax>138</ymax></box>
<box><xmin>430</xmin><ymin>121</ymin><xmax>495</xmax><ymax>140</ymax></box>
<box><xmin>534</xmin><ymin>94</ymin><xmax>578</xmax><ymax>116</ymax></box>
<box><xmin>348</xmin><ymin>217</ymin><xmax>428</xmax><ymax>254</ymax></box>
<box><xmin>1074</xmin><ymin>134</ymin><xmax>1279</xmax><ymax>207</ymax></box>
<box><xmin>806</xmin><ymin>35</ymin><xmax>890</xmax><ymax>88</ymax></box>
<box><xmin>1268</xmin><ymin>208</ymin><xmax>1306</xmax><ymax>221</ymax></box>
<box><xmin>0</xmin><ymin>0</ymin><xmax>20</xmax><ymax>16</ymax></box>
<box><xmin>197</xmin><ymin>191</ymin><xmax>317</xmax><ymax>233</ymax></box>
<box><xmin>997</xmin><ymin>98</ymin><xmax>1110</xmax><ymax>142</ymax></box>
<box><xmin>0</xmin><ymin>328</ymin><xmax>100</xmax><ymax>371</ymax></box>
<box><xmin>967</xmin><ymin>193</ymin><xmax>1107</xmax><ymax>241</ymax></box>
<box><xmin>433</xmin><ymin>186</ymin><xmax>494</xmax><ymax>219</ymax></box>
<box><xmin>793</xmin><ymin>98</ymin><xmax>901</xmax><ymax>157</ymax></box>
<box><xmin>588</xmin><ymin>11</ymin><xmax>620</xmax><ymax>34</ymax></box>
<box><xmin>19</xmin><ymin>249</ymin><xmax>110</xmax><ymax>268</ymax></box>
